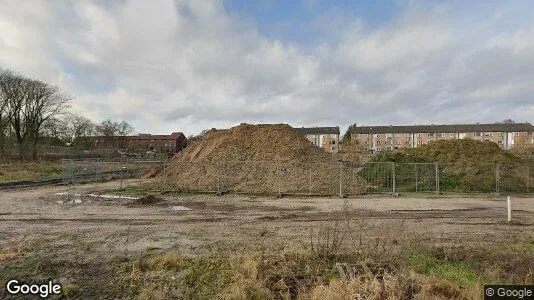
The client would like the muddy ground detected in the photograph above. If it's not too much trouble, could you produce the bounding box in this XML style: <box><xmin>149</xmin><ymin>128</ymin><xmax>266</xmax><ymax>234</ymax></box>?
<box><xmin>1</xmin><ymin>180</ymin><xmax>533</xmax><ymax>298</ymax></box>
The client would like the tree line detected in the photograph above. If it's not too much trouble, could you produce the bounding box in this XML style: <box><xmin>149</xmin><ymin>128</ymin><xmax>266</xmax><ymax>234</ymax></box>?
<box><xmin>0</xmin><ymin>69</ymin><xmax>134</xmax><ymax>160</ymax></box>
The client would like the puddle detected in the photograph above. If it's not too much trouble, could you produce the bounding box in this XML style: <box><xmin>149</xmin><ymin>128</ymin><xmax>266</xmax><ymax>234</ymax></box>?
<box><xmin>55</xmin><ymin>192</ymin><xmax>140</xmax><ymax>200</ymax></box>
<box><xmin>170</xmin><ymin>206</ymin><xmax>192</xmax><ymax>212</ymax></box>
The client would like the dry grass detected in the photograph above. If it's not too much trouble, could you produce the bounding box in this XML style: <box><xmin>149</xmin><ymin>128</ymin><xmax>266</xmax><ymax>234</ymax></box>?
<box><xmin>0</xmin><ymin>161</ymin><xmax>64</xmax><ymax>183</ymax></box>
<box><xmin>1</xmin><ymin>193</ymin><xmax>532</xmax><ymax>299</ymax></box>
<box><xmin>105</xmin><ymin>203</ymin><xmax>513</xmax><ymax>299</ymax></box>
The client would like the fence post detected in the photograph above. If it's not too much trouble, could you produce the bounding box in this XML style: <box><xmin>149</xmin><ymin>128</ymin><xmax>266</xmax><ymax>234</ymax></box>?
<box><xmin>162</xmin><ymin>160</ymin><xmax>167</xmax><ymax>193</ymax></box>
<box><xmin>415</xmin><ymin>163</ymin><xmax>418</xmax><ymax>192</ymax></box>
<box><xmin>339</xmin><ymin>161</ymin><xmax>344</xmax><ymax>198</ymax></box>
<box><xmin>97</xmin><ymin>159</ymin><xmax>101</xmax><ymax>181</ymax></box>
<box><xmin>435</xmin><ymin>163</ymin><xmax>440</xmax><ymax>194</ymax></box>
<box><xmin>391</xmin><ymin>162</ymin><xmax>396</xmax><ymax>194</ymax></box>
<box><xmin>217</xmin><ymin>161</ymin><xmax>221</xmax><ymax>195</ymax></box>
<box><xmin>94</xmin><ymin>159</ymin><xmax>97</xmax><ymax>182</ymax></box>
<box><xmin>495</xmin><ymin>164</ymin><xmax>500</xmax><ymax>194</ymax></box>
<box><xmin>277</xmin><ymin>164</ymin><xmax>282</xmax><ymax>198</ymax></box>
<box><xmin>528</xmin><ymin>165</ymin><xmax>531</xmax><ymax>194</ymax></box>
<box><xmin>71</xmin><ymin>160</ymin><xmax>75</xmax><ymax>189</ymax></box>
<box><xmin>507</xmin><ymin>196</ymin><xmax>512</xmax><ymax>222</ymax></box>
<box><xmin>120</xmin><ymin>167</ymin><xmax>124</xmax><ymax>190</ymax></box>
<box><xmin>308</xmin><ymin>165</ymin><xmax>312</xmax><ymax>196</ymax></box>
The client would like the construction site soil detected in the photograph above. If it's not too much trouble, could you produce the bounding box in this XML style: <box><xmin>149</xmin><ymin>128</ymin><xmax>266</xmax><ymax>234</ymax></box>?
<box><xmin>162</xmin><ymin>124</ymin><xmax>364</xmax><ymax>195</ymax></box>
<box><xmin>369</xmin><ymin>139</ymin><xmax>532</xmax><ymax>192</ymax></box>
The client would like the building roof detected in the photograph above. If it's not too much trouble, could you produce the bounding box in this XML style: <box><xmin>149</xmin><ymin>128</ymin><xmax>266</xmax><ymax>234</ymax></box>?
<box><xmin>81</xmin><ymin>132</ymin><xmax>185</xmax><ymax>141</ymax></box>
<box><xmin>127</xmin><ymin>132</ymin><xmax>184</xmax><ymax>141</ymax></box>
<box><xmin>295</xmin><ymin>126</ymin><xmax>340</xmax><ymax>135</ymax></box>
<box><xmin>350</xmin><ymin>123</ymin><xmax>534</xmax><ymax>134</ymax></box>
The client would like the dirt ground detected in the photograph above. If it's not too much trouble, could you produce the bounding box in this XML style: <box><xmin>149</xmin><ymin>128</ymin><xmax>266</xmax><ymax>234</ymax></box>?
<box><xmin>1</xmin><ymin>180</ymin><xmax>533</xmax><ymax>255</ymax></box>
<box><xmin>1</xmin><ymin>180</ymin><xmax>533</xmax><ymax>298</ymax></box>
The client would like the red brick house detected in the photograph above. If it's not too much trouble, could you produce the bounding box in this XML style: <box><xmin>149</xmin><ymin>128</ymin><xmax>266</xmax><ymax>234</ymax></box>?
<box><xmin>126</xmin><ymin>132</ymin><xmax>187</xmax><ymax>153</ymax></box>
<box><xmin>73</xmin><ymin>132</ymin><xmax>187</xmax><ymax>154</ymax></box>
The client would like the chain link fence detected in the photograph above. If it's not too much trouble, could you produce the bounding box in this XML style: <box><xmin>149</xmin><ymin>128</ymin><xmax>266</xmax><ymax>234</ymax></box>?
<box><xmin>10</xmin><ymin>158</ymin><xmax>519</xmax><ymax>196</ymax></box>
<box><xmin>152</xmin><ymin>160</ymin><xmax>534</xmax><ymax>197</ymax></box>
<box><xmin>61</xmin><ymin>158</ymin><xmax>165</xmax><ymax>189</ymax></box>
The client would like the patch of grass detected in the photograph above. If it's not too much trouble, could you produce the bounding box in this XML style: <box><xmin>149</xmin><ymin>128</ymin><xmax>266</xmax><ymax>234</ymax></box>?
<box><xmin>73</xmin><ymin>240</ymin><xmax>106</xmax><ymax>253</ymax></box>
<box><xmin>184</xmin><ymin>228</ymin><xmax>205</xmax><ymax>238</ymax></box>
<box><xmin>0</xmin><ymin>161</ymin><xmax>64</xmax><ymax>183</ymax></box>
<box><xmin>405</xmin><ymin>250</ymin><xmax>479</xmax><ymax>286</ymax></box>
<box><xmin>111</xmin><ymin>252</ymin><xmax>234</xmax><ymax>299</ymax></box>
<box><xmin>61</xmin><ymin>283</ymin><xmax>82</xmax><ymax>297</ymax></box>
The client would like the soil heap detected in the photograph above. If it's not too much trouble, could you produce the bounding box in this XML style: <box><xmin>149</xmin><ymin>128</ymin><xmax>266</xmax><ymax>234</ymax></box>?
<box><xmin>164</xmin><ymin>123</ymin><xmax>363</xmax><ymax>195</ymax></box>
<box><xmin>367</xmin><ymin>139</ymin><xmax>528</xmax><ymax>192</ymax></box>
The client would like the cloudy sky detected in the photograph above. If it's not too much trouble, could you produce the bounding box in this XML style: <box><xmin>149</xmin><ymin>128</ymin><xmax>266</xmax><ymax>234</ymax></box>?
<box><xmin>1</xmin><ymin>0</ymin><xmax>533</xmax><ymax>136</ymax></box>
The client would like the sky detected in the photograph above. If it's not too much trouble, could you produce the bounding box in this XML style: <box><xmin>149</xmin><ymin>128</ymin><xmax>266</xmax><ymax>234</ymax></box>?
<box><xmin>1</xmin><ymin>0</ymin><xmax>534</xmax><ymax>136</ymax></box>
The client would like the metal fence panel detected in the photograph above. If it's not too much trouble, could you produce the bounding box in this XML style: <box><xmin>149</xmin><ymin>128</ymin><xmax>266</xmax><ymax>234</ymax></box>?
<box><xmin>58</xmin><ymin>158</ymin><xmax>534</xmax><ymax>196</ymax></box>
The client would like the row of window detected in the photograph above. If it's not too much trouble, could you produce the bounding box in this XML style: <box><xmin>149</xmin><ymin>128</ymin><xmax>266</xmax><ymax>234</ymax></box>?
<box><xmin>358</xmin><ymin>132</ymin><xmax>524</xmax><ymax>139</ymax></box>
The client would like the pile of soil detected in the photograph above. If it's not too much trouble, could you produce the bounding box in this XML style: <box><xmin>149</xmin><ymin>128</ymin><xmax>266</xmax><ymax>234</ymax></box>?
<box><xmin>366</xmin><ymin>139</ymin><xmax>529</xmax><ymax>192</ymax></box>
<box><xmin>164</xmin><ymin>123</ymin><xmax>364</xmax><ymax>195</ymax></box>
<box><xmin>371</xmin><ymin>139</ymin><xmax>522</xmax><ymax>164</ymax></box>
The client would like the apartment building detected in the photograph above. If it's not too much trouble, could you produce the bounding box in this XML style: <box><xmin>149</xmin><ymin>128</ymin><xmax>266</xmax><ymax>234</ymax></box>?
<box><xmin>350</xmin><ymin>123</ymin><xmax>534</xmax><ymax>152</ymax></box>
<box><xmin>295</xmin><ymin>126</ymin><xmax>340</xmax><ymax>153</ymax></box>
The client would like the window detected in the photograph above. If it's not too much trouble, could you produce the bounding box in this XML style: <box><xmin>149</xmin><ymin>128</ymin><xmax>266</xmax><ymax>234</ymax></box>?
<box><xmin>331</xmin><ymin>146</ymin><xmax>336</xmax><ymax>151</ymax></box>
<box><xmin>331</xmin><ymin>140</ymin><xmax>336</xmax><ymax>144</ymax></box>
<box><xmin>474</xmin><ymin>132</ymin><xmax>482</xmax><ymax>137</ymax></box>
<box><xmin>428</xmin><ymin>133</ymin><xmax>435</xmax><ymax>137</ymax></box>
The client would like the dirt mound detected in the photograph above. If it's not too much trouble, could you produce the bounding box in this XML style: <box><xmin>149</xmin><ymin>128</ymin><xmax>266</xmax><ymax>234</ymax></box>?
<box><xmin>141</xmin><ymin>167</ymin><xmax>162</xmax><ymax>179</ymax></box>
<box><xmin>176</xmin><ymin>123</ymin><xmax>334</xmax><ymax>162</ymax></box>
<box><xmin>164</xmin><ymin>124</ymin><xmax>364</xmax><ymax>195</ymax></box>
<box><xmin>371</xmin><ymin>139</ymin><xmax>522</xmax><ymax>164</ymax></box>
<box><xmin>366</xmin><ymin>139</ymin><xmax>528</xmax><ymax>192</ymax></box>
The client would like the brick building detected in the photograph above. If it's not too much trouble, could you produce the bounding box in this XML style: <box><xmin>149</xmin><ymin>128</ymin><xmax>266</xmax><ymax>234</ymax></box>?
<box><xmin>350</xmin><ymin>123</ymin><xmax>534</xmax><ymax>153</ymax></box>
<box><xmin>126</xmin><ymin>132</ymin><xmax>187</xmax><ymax>153</ymax></box>
<box><xmin>74</xmin><ymin>132</ymin><xmax>187</xmax><ymax>154</ymax></box>
<box><xmin>295</xmin><ymin>127</ymin><xmax>340</xmax><ymax>153</ymax></box>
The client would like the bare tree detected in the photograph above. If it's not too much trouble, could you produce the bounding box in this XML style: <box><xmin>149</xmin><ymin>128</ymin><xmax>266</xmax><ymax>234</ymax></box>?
<box><xmin>0</xmin><ymin>69</ymin><xmax>70</xmax><ymax>160</ymax></box>
<box><xmin>117</xmin><ymin>120</ymin><xmax>134</xmax><ymax>136</ymax></box>
<box><xmin>64</xmin><ymin>113</ymin><xmax>96</xmax><ymax>143</ymax></box>
<box><xmin>0</xmin><ymin>70</ymin><xmax>12</xmax><ymax>157</ymax></box>
<box><xmin>41</xmin><ymin>117</ymin><xmax>68</xmax><ymax>142</ymax></box>
<box><xmin>96</xmin><ymin>119</ymin><xmax>119</xmax><ymax>136</ymax></box>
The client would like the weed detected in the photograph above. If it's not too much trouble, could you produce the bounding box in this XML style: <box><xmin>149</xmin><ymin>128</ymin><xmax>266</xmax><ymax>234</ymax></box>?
<box><xmin>405</xmin><ymin>251</ymin><xmax>479</xmax><ymax>286</ymax></box>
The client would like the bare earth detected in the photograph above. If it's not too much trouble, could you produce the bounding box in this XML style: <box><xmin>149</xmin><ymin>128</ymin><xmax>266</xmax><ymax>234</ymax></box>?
<box><xmin>1</xmin><ymin>180</ymin><xmax>533</xmax><ymax>256</ymax></box>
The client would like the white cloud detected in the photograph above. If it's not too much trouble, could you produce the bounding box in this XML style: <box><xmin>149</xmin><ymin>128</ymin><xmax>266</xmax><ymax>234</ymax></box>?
<box><xmin>0</xmin><ymin>0</ymin><xmax>533</xmax><ymax>136</ymax></box>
